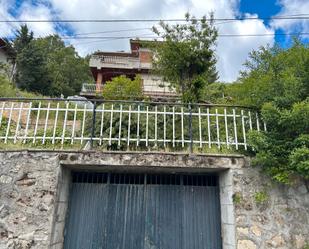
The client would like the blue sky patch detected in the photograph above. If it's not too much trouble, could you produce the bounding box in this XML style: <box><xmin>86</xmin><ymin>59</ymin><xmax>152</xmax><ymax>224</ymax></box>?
<box><xmin>239</xmin><ymin>0</ymin><xmax>281</xmax><ymax>25</ymax></box>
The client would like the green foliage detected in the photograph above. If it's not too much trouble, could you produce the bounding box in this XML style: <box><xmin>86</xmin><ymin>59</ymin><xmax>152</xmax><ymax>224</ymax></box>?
<box><xmin>102</xmin><ymin>75</ymin><xmax>143</xmax><ymax>100</ymax></box>
<box><xmin>248</xmin><ymin>100</ymin><xmax>309</xmax><ymax>183</ymax></box>
<box><xmin>16</xmin><ymin>40</ymin><xmax>49</xmax><ymax>94</ymax></box>
<box><xmin>0</xmin><ymin>62</ymin><xmax>13</xmax><ymax>79</ymax></box>
<box><xmin>232</xmin><ymin>40</ymin><xmax>309</xmax><ymax>183</ymax></box>
<box><xmin>254</xmin><ymin>191</ymin><xmax>269</xmax><ymax>204</ymax></box>
<box><xmin>201</xmin><ymin>82</ymin><xmax>230</xmax><ymax>104</ymax></box>
<box><xmin>0</xmin><ymin>75</ymin><xmax>16</xmax><ymax>97</ymax></box>
<box><xmin>151</xmin><ymin>13</ymin><xmax>218</xmax><ymax>102</ymax></box>
<box><xmin>0</xmin><ymin>74</ymin><xmax>42</xmax><ymax>98</ymax></box>
<box><xmin>13</xmin><ymin>24</ymin><xmax>33</xmax><ymax>55</ymax></box>
<box><xmin>13</xmin><ymin>26</ymin><xmax>92</xmax><ymax>96</ymax></box>
<box><xmin>226</xmin><ymin>41</ymin><xmax>309</xmax><ymax>108</ymax></box>
<box><xmin>232</xmin><ymin>193</ymin><xmax>242</xmax><ymax>204</ymax></box>
<box><xmin>39</xmin><ymin>36</ymin><xmax>92</xmax><ymax>96</ymax></box>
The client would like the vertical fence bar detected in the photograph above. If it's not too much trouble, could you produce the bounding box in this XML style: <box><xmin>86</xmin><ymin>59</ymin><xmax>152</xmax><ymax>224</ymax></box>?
<box><xmin>70</xmin><ymin>103</ymin><xmax>77</xmax><ymax>145</ymax></box>
<box><xmin>172</xmin><ymin>106</ymin><xmax>175</xmax><ymax>147</ymax></box>
<box><xmin>42</xmin><ymin>102</ymin><xmax>50</xmax><ymax>144</ymax></box>
<box><xmin>146</xmin><ymin>106</ymin><xmax>149</xmax><ymax>147</ymax></box>
<box><xmin>127</xmin><ymin>105</ymin><xmax>131</xmax><ymax>147</ymax></box>
<box><xmin>99</xmin><ymin>104</ymin><xmax>105</xmax><ymax>146</ymax></box>
<box><xmin>155</xmin><ymin>105</ymin><xmax>157</xmax><ymax>147</ymax></box>
<box><xmin>233</xmin><ymin>108</ymin><xmax>238</xmax><ymax>150</ymax></box>
<box><xmin>52</xmin><ymin>103</ymin><xmax>59</xmax><ymax>145</ymax></box>
<box><xmin>215</xmin><ymin>108</ymin><xmax>220</xmax><ymax>149</ymax></box>
<box><xmin>14</xmin><ymin>102</ymin><xmax>23</xmax><ymax>143</ymax></box>
<box><xmin>198</xmin><ymin>107</ymin><xmax>202</xmax><ymax>148</ymax></box>
<box><xmin>181</xmin><ymin>106</ymin><xmax>184</xmax><ymax>147</ymax></box>
<box><xmin>137</xmin><ymin>104</ymin><xmax>140</xmax><ymax>147</ymax></box>
<box><xmin>163</xmin><ymin>106</ymin><xmax>166</xmax><ymax>147</ymax></box>
<box><xmin>207</xmin><ymin>107</ymin><xmax>211</xmax><ymax>148</ymax></box>
<box><xmin>118</xmin><ymin>104</ymin><xmax>122</xmax><ymax>147</ymax></box>
<box><xmin>33</xmin><ymin>102</ymin><xmax>41</xmax><ymax>144</ymax></box>
<box><xmin>248</xmin><ymin>111</ymin><xmax>253</xmax><ymax>131</ymax></box>
<box><xmin>90</xmin><ymin>102</ymin><xmax>97</xmax><ymax>148</ymax></box>
<box><xmin>0</xmin><ymin>102</ymin><xmax>5</xmax><ymax>128</ymax></box>
<box><xmin>61</xmin><ymin>102</ymin><xmax>69</xmax><ymax>146</ymax></box>
<box><xmin>5</xmin><ymin>102</ymin><xmax>14</xmax><ymax>144</ymax></box>
<box><xmin>224</xmin><ymin>108</ymin><xmax>229</xmax><ymax>148</ymax></box>
<box><xmin>108</xmin><ymin>104</ymin><xmax>113</xmax><ymax>146</ymax></box>
<box><xmin>189</xmin><ymin>104</ymin><xmax>193</xmax><ymax>153</ymax></box>
<box><xmin>241</xmin><ymin>110</ymin><xmax>247</xmax><ymax>150</ymax></box>
<box><xmin>80</xmin><ymin>103</ymin><xmax>87</xmax><ymax>145</ymax></box>
<box><xmin>256</xmin><ymin>112</ymin><xmax>260</xmax><ymax>132</ymax></box>
<box><xmin>23</xmin><ymin>102</ymin><xmax>32</xmax><ymax>144</ymax></box>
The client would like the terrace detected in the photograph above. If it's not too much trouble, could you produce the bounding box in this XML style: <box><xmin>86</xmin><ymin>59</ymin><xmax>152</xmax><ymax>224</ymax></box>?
<box><xmin>0</xmin><ymin>98</ymin><xmax>265</xmax><ymax>153</ymax></box>
<box><xmin>80</xmin><ymin>82</ymin><xmax>180</xmax><ymax>100</ymax></box>
<box><xmin>90</xmin><ymin>54</ymin><xmax>151</xmax><ymax>70</ymax></box>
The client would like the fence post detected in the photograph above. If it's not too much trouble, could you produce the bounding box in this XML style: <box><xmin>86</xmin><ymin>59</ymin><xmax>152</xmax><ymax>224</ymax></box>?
<box><xmin>90</xmin><ymin>101</ymin><xmax>97</xmax><ymax>149</ymax></box>
<box><xmin>189</xmin><ymin>103</ymin><xmax>193</xmax><ymax>153</ymax></box>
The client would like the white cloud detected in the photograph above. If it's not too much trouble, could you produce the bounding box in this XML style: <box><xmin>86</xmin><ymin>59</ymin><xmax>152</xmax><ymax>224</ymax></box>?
<box><xmin>0</xmin><ymin>0</ymin><xmax>19</xmax><ymax>38</ymax></box>
<box><xmin>0</xmin><ymin>0</ymin><xmax>277</xmax><ymax>81</ymax></box>
<box><xmin>18</xmin><ymin>2</ymin><xmax>56</xmax><ymax>37</ymax></box>
<box><xmin>216</xmin><ymin>14</ymin><xmax>274</xmax><ymax>82</ymax></box>
<box><xmin>0</xmin><ymin>0</ymin><xmax>55</xmax><ymax>37</ymax></box>
<box><xmin>271</xmin><ymin>0</ymin><xmax>309</xmax><ymax>35</ymax></box>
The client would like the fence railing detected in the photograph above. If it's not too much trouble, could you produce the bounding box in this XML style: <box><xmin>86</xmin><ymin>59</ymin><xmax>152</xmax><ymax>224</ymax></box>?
<box><xmin>0</xmin><ymin>98</ymin><xmax>266</xmax><ymax>152</ymax></box>
<box><xmin>81</xmin><ymin>84</ymin><xmax>104</xmax><ymax>94</ymax></box>
<box><xmin>90</xmin><ymin>55</ymin><xmax>141</xmax><ymax>69</ymax></box>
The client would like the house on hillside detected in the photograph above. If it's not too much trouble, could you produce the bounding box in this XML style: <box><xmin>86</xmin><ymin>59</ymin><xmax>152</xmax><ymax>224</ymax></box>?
<box><xmin>81</xmin><ymin>39</ymin><xmax>178</xmax><ymax>100</ymax></box>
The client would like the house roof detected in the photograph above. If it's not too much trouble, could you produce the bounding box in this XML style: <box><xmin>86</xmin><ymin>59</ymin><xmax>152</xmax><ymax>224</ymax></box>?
<box><xmin>92</xmin><ymin>39</ymin><xmax>159</xmax><ymax>58</ymax></box>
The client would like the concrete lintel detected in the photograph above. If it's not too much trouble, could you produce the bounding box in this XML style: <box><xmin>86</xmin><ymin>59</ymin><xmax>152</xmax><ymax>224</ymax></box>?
<box><xmin>58</xmin><ymin>151</ymin><xmax>246</xmax><ymax>171</ymax></box>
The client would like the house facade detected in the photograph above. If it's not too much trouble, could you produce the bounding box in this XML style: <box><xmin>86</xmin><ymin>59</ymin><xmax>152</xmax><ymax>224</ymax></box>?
<box><xmin>83</xmin><ymin>39</ymin><xmax>178</xmax><ymax>100</ymax></box>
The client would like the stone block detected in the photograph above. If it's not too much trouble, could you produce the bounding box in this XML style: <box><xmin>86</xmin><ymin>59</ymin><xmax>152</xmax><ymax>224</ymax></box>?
<box><xmin>250</xmin><ymin>225</ymin><xmax>262</xmax><ymax>237</ymax></box>
<box><xmin>237</xmin><ymin>239</ymin><xmax>257</xmax><ymax>249</ymax></box>
<box><xmin>0</xmin><ymin>175</ymin><xmax>12</xmax><ymax>184</ymax></box>
<box><xmin>266</xmin><ymin>235</ymin><xmax>285</xmax><ymax>248</ymax></box>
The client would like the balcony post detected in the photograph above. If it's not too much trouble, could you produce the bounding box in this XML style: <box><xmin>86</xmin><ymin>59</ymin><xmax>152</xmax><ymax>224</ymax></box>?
<box><xmin>96</xmin><ymin>72</ymin><xmax>103</xmax><ymax>93</ymax></box>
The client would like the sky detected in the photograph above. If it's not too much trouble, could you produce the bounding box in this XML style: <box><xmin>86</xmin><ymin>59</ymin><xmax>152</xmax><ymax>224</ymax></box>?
<box><xmin>0</xmin><ymin>0</ymin><xmax>308</xmax><ymax>82</ymax></box>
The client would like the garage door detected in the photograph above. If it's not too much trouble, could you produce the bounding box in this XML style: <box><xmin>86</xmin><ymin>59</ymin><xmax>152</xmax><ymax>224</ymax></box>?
<box><xmin>64</xmin><ymin>172</ymin><xmax>222</xmax><ymax>249</ymax></box>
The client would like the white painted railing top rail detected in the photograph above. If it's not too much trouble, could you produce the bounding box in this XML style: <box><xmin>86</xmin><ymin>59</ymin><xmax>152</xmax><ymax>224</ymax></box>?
<box><xmin>0</xmin><ymin>98</ymin><xmax>266</xmax><ymax>152</ymax></box>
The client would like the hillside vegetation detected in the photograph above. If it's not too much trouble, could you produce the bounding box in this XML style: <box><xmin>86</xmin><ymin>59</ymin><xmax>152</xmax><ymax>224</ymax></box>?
<box><xmin>205</xmin><ymin>40</ymin><xmax>309</xmax><ymax>183</ymax></box>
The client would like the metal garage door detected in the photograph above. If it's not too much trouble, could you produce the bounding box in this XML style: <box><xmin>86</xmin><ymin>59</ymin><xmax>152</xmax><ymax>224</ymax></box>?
<box><xmin>64</xmin><ymin>172</ymin><xmax>222</xmax><ymax>249</ymax></box>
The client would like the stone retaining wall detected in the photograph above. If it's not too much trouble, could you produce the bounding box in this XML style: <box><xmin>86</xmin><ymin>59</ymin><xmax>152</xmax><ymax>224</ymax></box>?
<box><xmin>0</xmin><ymin>150</ymin><xmax>308</xmax><ymax>249</ymax></box>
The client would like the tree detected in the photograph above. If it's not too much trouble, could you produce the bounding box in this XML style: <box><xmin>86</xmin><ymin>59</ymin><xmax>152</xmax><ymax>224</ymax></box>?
<box><xmin>228</xmin><ymin>39</ymin><xmax>309</xmax><ymax>183</ymax></box>
<box><xmin>15</xmin><ymin>41</ymin><xmax>49</xmax><ymax>94</ymax></box>
<box><xmin>13</xmin><ymin>25</ymin><xmax>33</xmax><ymax>54</ymax></box>
<box><xmin>151</xmin><ymin>13</ymin><xmax>218</xmax><ymax>102</ymax></box>
<box><xmin>13</xmin><ymin>25</ymin><xmax>34</xmax><ymax>87</ymax></box>
<box><xmin>102</xmin><ymin>75</ymin><xmax>143</xmax><ymax>100</ymax></box>
<box><xmin>40</xmin><ymin>35</ymin><xmax>92</xmax><ymax>96</ymax></box>
<box><xmin>13</xmin><ymin>30</ymin><xmax>92</xmax><ymax>96</ymax></box>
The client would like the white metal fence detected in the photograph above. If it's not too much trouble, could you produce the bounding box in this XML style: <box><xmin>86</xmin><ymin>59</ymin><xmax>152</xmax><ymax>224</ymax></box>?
<box><xmin>0</xmin><ymin>98</ymin><xmax>266</xmax><ymax>152</ymax></box>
